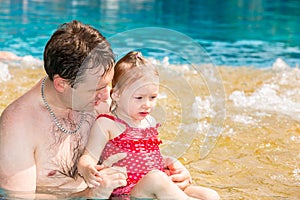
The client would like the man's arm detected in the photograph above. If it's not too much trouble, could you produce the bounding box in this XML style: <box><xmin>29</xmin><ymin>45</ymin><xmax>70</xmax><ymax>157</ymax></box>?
<box><xmin>0</xmin><ymin>108</ymin><xmax>37</xmax><ymax>193</ymax></box>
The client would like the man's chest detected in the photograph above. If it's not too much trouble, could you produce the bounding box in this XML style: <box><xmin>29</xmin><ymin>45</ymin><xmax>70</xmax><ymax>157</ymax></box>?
<box><xmin>35</xmin><ymin>131</ymin><xmax>88</xmax><ymax>185</ymax></box>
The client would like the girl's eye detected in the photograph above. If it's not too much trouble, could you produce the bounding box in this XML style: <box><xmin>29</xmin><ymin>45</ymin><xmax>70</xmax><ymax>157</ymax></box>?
<box><xmin>151</xmin><ymin>96</ymin><xmax>157</xmax><ymax>99</ymax></box>
<box><xmin>135</xmin><ymin>96</ymin><xmax>142</xmax><ymax>100</ymax></box>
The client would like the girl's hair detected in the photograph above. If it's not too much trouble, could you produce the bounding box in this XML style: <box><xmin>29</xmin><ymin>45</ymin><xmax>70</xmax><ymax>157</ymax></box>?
<box><xmin>110</xmin><ymin>51</ymin><xmax>159</xmax><ymax>111</ymax></box>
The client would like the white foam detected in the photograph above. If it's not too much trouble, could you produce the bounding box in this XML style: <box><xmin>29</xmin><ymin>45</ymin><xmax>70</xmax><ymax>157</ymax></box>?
<box><xmin>222</xmin><ymin>125</ymin><xmax>236</xmax><ymax>137</ymax></box>
<box><xmin>272</xmin><ymin>58</ymin><xmax>290</xmax><ymax>71</ymax></box>
<box><xmin>231</xmin><ymin>114</ymin><xmax>256</xmax><ymax>125</ymax></box>
<box><xmin>0</xmin><ymin>53</ymin><xmax>43</xmax><ymax>69</ymax></box>
<box><xmin>272</xmin><ymin>65</ymin><xmax>300</xmax><ymax>86</ymax></box>
<box><xmin>148</xmin><ymin>56</ymin><xmax>194</xmax><ymax>74</ymax></box>
<box><xmin>229</xmin><ymin>83</ymin><xmax>300</xmax><ymax>120</ymax></box>
<box><xmin>293</xmin><ymin>168</ymin><xmax>300</xmax><ymax>182</ymax></box>
<box><xmin>192</xmin><ymin>96</ymin><xmax>216</xmax><ymax>120</ymax></box>
<box><xmin>20</xmin><ymin>55</ymin><xmax>43</xmax><ymax>68</ymax></box>
<box><xmin>233</xmin><ymin>39</ymin><xmax>265</xmax><ymax>46</ymax></box>
<box><xmin>0</xmin><ymin>62</ymin><xmax>12</xmax><ymax>82</ymax></box>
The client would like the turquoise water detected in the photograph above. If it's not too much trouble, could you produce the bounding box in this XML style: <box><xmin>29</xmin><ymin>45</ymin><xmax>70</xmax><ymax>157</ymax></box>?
<box><xmin>1</xmin><ymin>1</ymin><xmax>300</xmax><ymax>199</ymax></box>
<box><xmin>0</xmin><ymin>0</ymin><xmax>299</xmax><ymax>67</ymax></box>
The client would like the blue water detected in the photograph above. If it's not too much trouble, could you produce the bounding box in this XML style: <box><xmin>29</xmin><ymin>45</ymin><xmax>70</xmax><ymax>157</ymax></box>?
<box><xmin>0</xmin><ymin>0</ymin><xmax>299</xmax><ymax>68</ymax></box>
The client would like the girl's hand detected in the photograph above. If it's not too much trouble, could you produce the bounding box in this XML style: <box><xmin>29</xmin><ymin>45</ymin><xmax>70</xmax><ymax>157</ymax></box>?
<box><xmin>79</xmin><ymin>164</ymin><xmax>103</xmax><ymax>188</ymax></box>
<box><xmin>84</xmin><ymin>153</ymin><xmax>128</xmax><ymax>198</ymax></box>
<box><xmin>80</xmin><ymin>152</ymin><xmax>127</xmax><ymax>188</ymax></box>
<box><xmin>85</xmin><ymin>166</ymin><xmax>127</xmax><ymax>198</ymax></box>
<box><xmin>164</xmin><ymin>157</ymin><xmax>192</xmax><ymax>190</ymax></box>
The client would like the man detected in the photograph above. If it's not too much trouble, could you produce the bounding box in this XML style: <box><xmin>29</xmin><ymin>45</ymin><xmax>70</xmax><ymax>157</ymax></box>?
<box><xmin>0</xmin><ymin>20</ymin><xmax>191</xmax><ymax>199</ymax></box>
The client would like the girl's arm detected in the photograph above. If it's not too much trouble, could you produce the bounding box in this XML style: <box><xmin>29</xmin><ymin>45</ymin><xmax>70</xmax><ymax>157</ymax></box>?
<box><xmin>78</xmin><ymin>117</ymin><xmax>111</xmax><ymax>187</ymax></box>
<box><xmin>153</xmin><ymin>115</ymin><xmax>192</xmax><ymax>190</ymax></box>
<box><xmin>163</xmin><ymin>156</ymin><xmax>192</xmax><ymax>190</ymax></box>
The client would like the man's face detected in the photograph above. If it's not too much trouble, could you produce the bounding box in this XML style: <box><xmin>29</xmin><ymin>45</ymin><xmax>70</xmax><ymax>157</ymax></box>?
<box><xmin>71</xmin><ymin>67</ymin><xmax>114</xmax><ymax>112</ymax></box>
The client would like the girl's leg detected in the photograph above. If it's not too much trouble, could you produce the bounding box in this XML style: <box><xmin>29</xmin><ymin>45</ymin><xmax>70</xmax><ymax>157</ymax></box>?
<box><xmin>184</xmin><ymin>185</ymin><xmax>220</xmax><ymax>200</ymax></box>
<box><xmin>130</xmin><ymin>170</ymin><xmax>195</xmax><ymax>200</ymax></box>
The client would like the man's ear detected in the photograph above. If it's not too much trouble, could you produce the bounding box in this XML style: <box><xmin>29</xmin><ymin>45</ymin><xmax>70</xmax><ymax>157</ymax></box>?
<box><xmin>53</xmin><ymin>75</ymin><xmax>68</xmax><ymax>93</ymax></box>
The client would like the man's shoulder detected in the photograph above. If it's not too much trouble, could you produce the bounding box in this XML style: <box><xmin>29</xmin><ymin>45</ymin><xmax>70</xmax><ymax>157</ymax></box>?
<box><xmin>0</xmin><ymin>105</ymin><xmax>40</xmax><ymax>152</ymax></box>
<box><xmin>0</xmin><ymin>103</ymin><xmax>30</xmax><ymax>134</ymax></box>
<box><xmin>2</xmin><ymin>92</ymin><xmax>37</xmax><ymax>117</ymax></box>
<box><xmin>0</xmin><ymin>89</ymin><xmax>40</xmax><ymax>133</ymax></box>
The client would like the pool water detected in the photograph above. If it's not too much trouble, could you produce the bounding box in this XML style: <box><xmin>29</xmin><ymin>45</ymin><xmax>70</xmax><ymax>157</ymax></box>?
<box><xmin>0</xmin><ymin>0</ymin><xmax>299</xmax><ymax>67</ymax></box>
<box><xmin>1</xmin><ymin>63</ymin><xmax>300</xmax><ymax>199</ymax></box>
<box><xmin>1</xmin><ymin>0</ymin><xmax>300</xmax><ymax>199</ymax></box>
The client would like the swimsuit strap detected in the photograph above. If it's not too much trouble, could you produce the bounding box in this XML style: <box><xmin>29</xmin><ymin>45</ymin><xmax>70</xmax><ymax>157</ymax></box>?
<box><xmin>96</xmin><ymin>114</ymin><xmax>159</xmax><ymax>129</ymax></box>
<box><xmin>96</xmin><ymin>113</ymin><xmax>129</xmax><ymax>127</ymax></box>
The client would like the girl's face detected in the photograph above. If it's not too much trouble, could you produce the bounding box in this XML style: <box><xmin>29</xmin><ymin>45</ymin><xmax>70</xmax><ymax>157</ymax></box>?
<box><xmin>115</xmin><ymin>78</ymin><xmax>159</xmax><ymax>123</ymax></box>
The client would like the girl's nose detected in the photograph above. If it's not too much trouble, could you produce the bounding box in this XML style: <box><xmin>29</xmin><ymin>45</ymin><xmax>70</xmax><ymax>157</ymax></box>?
<box><xmin>142</xmin><ymin>99</ymin><xmax>151</xmax><ymax>108</ymax></box>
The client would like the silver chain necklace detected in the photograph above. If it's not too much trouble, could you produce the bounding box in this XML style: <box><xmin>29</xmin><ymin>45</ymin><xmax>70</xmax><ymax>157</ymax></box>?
<box><xmin>41</xmin><ymin>77</ymin><xmax>85</xmax><ymax>134</ymax></box>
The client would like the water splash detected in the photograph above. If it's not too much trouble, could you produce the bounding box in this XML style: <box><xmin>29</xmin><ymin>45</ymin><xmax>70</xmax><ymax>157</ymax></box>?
<box><xmin>229</xmin><ymin>84</ymin><xmax>300</xmax><ymax>120</ymax></box>
<box><xmin>229</xmin><ymin>59</ymin><xmax>300</xmax><ymax>121</ymax></box>
<box><xmin>292</xmin><ymin>168</ymin><xmax>300</xmax><ymax>182</ymax></box>
<box><xmin>192</xmin><ymin>96</ymin><xmax>216</xmax><ymax>120</ymax></box>
<box><xmin>0</xmin><ymin>52</ymin><xmax>43</xmax><ymax>70</ymax></box>
<box><xmin>272</xmin><ymin>58</ymin><xmax>290</xmax><ymax>71</ymax></box>
<box><xmin>0</xmin><ymin>62</ymin><xmax>11</xmax><ymax>82</ymax></box>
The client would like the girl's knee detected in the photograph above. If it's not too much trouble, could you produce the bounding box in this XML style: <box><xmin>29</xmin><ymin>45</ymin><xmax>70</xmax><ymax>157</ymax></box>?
<box><xmin>144</xmin><ymin>170</ymin><xmax>172</xmax><ymax>189</ymax></box>
<box><xmin>130</xmin><ymin>170</ymin><xmax>168</xmax><ymax>199</ymax></box>
<box><xmin>204</xmin><ymin>189</ymin><xmax>220</xmax><ymax>200</ymax></box>
<box><xmin>147</xmin><ymin>170</ymin><xmax>169</xmax><ymax>181</ymax></box>
<box><xmin>185</xmin><ymin>185</ymin><xmax>220</xmax><ymax>200</ymax></box>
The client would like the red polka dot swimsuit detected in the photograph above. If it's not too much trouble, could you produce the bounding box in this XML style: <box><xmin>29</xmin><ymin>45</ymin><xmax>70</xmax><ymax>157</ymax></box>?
<box><xmin>97</xmin><ymin>114</ymin><xmax>165</xmax><ymax>198</ymax></box>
